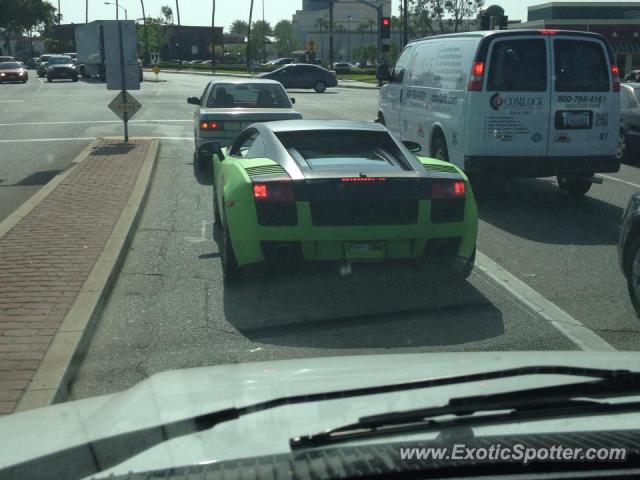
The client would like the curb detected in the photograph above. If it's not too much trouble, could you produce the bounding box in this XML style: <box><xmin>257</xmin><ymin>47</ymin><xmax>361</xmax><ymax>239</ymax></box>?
<box><xmin>143</xmin><ymin>68</ymin><xmax>379</xmax><ymax>90</ymax></box>
<box><xmin>14</xmin><ymin>139</ymin><xmax>161</xmax><ymax>411</ymax></box>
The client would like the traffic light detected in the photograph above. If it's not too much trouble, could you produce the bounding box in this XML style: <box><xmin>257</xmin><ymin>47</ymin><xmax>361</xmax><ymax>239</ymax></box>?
<box><xmin>381</xmin><ymin>17</ymin><xmax>391</xmax><ymax>39</ymax></box>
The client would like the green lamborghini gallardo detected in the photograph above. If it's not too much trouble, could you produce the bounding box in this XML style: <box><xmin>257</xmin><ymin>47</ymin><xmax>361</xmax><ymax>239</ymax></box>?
<box><xmin>200</xmin><ymin>120</ymin><xmax>478</xmax><ymax>281</ymax></box>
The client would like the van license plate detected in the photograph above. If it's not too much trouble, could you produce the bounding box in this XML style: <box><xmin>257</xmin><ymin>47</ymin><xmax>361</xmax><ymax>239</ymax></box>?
<box><xmin>558</xmin><ymin>111</ymin><xmax>591</xmax><ymax>129</ymax></box>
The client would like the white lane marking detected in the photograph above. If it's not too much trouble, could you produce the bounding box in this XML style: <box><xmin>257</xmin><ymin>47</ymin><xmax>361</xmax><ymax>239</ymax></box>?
<box><xmin>475</xmin><ymin>250</ymin><xmax>616</xmax><ymax>351</ymax></box>
<box><xmin>185</xmin><ymin>220</ymin><xmax>212</xmax><ymax>243</ymax></box>
<box><xmin>0</xmin><ymin>100</ymin><xmax>26</xmax><ymax>104</ymax></box>
<box><xmin>0</xmin><ymin>136</ymin><xmax>193</xmax><ymax>143</ymax></box>
<box><xmin>599</xmin><ymin>174</ymin><xmax>640</xmax><ymax>190</ymax></box>
<box><xmin>0</xmin><ymin>119</ymin><xmax>192</xmax><ymax>127</ymax></box>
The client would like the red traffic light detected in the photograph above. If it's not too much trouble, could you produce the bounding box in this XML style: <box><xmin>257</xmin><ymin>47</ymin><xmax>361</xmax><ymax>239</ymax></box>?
<box><xmin>382</xmin><ymin>17</ymin><xmax>390</xmax><ymax>26</ymax></box>
<box><xmin>381</xmin><ymin>17</ymin><xmax>391</xmax><ymax>39</ymax></box>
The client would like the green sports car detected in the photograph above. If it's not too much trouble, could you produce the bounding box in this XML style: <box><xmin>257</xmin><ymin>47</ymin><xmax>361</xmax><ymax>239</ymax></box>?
<box><xmin>201</xmin><ymin>120</ymin><xmax>478</xmax><ymax>281</ymax></box>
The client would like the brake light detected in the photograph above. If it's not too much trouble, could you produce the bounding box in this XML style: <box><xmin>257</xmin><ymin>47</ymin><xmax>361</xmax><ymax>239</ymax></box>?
<box><xmin>252</xmin><ymin>182</ymin><xmax>295</xmax><ymax>202</ymax></box>
<box><xmin>468</xmin><ymin>61</ymin><xmax>484</xmax><ymax>91</ymax></box>
<box><xmin>199</xmin><ymin>120</ymin><xmax>221</xmax><ymax>130</ymax></box>
<box><xmin>612</xmin><ymin>64</ymin><xmax>620</xmax><ymax>92</ymax></box>
<box><xmin>539</xmin><ymin>29</ymin><xmax>559</xmax><ymax>35</ymax></box>
<box><xmin>432</xmin><ymin>181</ymin><xmax>465</xmax><ymax>199</ymax></box>
<box><xmin>341</xmin><ymin>177</ymin><xmax>387</xmax><ymax>182</ymax></box>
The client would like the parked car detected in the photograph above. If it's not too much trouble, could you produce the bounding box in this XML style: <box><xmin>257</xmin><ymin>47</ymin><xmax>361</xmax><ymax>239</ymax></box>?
<box><xmin>333</xmin><ymin>62</ymin><xmax>355</xmax><ymax>74</ymax></box>
<box><xmin>619</xmin><ymin>192</ymin><xmax>640</xmax><ymax>317</ymax></box>
<box><xmin>258</xmin><ymin>64</ymin><xmax>338</xmax><ymax>93</ymax></box>
<box><xmin>377</xmin><ymin>29</ymin><xmax>621</xmax><ymax>197</ymax></box>
<box><xmin>620</xmin><ymin>83</ymin><xmax>640</xmax><ymax>160</ymax></box>
<box><xmin>0</xmin><ymin>61</ymin><xmax>28</xmax><ymax>83</ymax></box>
<box><xmin>187</xmin><ymin>78</ymin><xmax>302</xmax><ymax>170</ymax></box>
<box><xmin>46</xmin><ymin>55</ymin><xmax>78</xmax><ymax>82</ymax></box>
<box><xmin>624</xmin><ymin>70</ymin><xmax>640</xmax><ymax>82</ymax></box>
<box><xmin>0</xmin><ymin>55</ymin><xmax>14</xmax><ymax>63</ymax></box>
<box><xmin>203</xmin><ymin>120</ymin><xmax>477</xmax><ymax>281</ymax></box>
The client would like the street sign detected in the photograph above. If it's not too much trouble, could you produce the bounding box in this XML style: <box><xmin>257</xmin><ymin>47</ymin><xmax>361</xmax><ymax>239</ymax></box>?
<box><xmin>309</xmin><ymin>40</ymin><xmax>316</xmax><ymax>52</ymax></box>
<box><xmin>108</xmin><ymin>91</ymin><xmax>142</xmax><ymax>121</ymax></box>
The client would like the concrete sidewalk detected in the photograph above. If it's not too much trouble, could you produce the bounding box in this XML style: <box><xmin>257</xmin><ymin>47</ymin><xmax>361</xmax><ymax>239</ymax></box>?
<box><xmin>0</xmin><ymin>139</ymin><xmax>159</xmax><ymax>415</ymax></box>
<box><xmin>144</xmin><ymin>68</ymin><xmax>379</xmax><ymax>90</ymax></box>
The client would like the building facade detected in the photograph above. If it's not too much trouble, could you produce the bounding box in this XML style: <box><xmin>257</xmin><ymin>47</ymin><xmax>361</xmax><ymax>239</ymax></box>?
<box><xmin>515</xmin><ymin>1</ymin><xmax>640</xmax><ymax>75</ymax></box>
<box><xmin>292</xmin><ymin>0</ymin><xmax>393</xmax><ymax>61</ymax></box>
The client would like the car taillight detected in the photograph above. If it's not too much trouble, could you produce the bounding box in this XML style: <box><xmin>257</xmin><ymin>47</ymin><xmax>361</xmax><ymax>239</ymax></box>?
<box><xmin>432</xmin><ymin>181</ymin><xmax>465</xmax><ymax>199</ymax></box>
<box><xmin>252</xmin><ymin>181</ymin><xmax>295</xmax><ymax>202</ymax></box>
<box><xmin>468</xmin><ymin>61</ymin><xmax>484</xmax><ymax>91</ymax></box>
<box><xmin>612</xmin><ymin>64</ymin><xmax>620</xmax><ymax>92</ymax></box>
<box><xmin>199</xmin><ymin>120</ymin><xmax>222</xmax><ymax>130</ymax></box>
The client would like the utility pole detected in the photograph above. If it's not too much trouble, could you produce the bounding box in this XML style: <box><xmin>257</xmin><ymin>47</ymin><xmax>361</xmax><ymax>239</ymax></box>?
<box><xmin>247</xmin><ymin>0</ymin><xmax>254</xmax><ymax>71</ymax></box>
<box><xmin>347</xmin><ymin>15</ymin><xmax>351</xmax><ymax>62</ymax></box>
<box><xmin>86</xmin><ymin>0</ymin><xmax>88</xmax><ymax>23</ymax></box>
<box><xmin>403</xmin><ymin>0</ymin><xmax>408</xmax><ymax>46</ymax></box>
<box><xmin>175</xmin><ymin>0</ymin><xmax>182</xmax><ymax>66</ymax></box>
<box><xmin>115</xmin><ymin>0</ymin><xmax>119</xmax><ymax>20</ymax></box>
<box><xmin>262</xmin><ymin>0</ymin><xmax>266</xmax><ymax>63</ymax></box>
<box><xmin>57</xmin><ymin>0</ymin><xmax>61</xmax><ymax>24</ymax></box>
<box><xmin>211</xmin><ymin>0</ymin><xmax>216</xmax><ymax>71</ymax></box>
<box><xmin>329</xmin><ymin>0</ymin><xmax>334</xmax><ymax>67</ymax></box>
<box><xmin>140</xmin><ymin>0</ymin><xmax>150</xmax><ymax>65</ymax></box>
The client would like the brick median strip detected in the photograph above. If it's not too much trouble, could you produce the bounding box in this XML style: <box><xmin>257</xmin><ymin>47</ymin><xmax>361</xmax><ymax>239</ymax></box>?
<box><xmin>0</xmin><ymin>138</ymin><xmax>160</xmax><ymax>415</ymax></box>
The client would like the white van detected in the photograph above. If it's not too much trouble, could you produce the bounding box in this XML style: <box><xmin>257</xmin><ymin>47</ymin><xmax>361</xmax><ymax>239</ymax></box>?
<box><xmin>377</xmin><ymin>29</ymin><xmax>621</xmax><ymax>196</ymax></box>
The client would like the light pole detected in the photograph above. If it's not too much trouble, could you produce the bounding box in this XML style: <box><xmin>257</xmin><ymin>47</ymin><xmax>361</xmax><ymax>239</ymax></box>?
<box><xmin>347</xmin><ymin>15</ymin><xmax>351</xmax><ymax>63</ymax></box>
<box><xmin>175</xmin><ymin>0</ymin><xmax>182</xmax><ymax>66</ymax></box>
<box><xmin>104</xmin><ymin>2</ymin><xmax>127</xmax><ymax>20</ymax></box>
<box><xmin>140</xmin><ymin>0</ymin><xmax>150</xmax><ymax>65</ymax></box>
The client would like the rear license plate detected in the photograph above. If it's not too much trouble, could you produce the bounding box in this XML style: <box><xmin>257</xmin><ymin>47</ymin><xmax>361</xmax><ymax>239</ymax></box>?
<box><xmin>556</xmin><ymin>110</ymin><xmax>592</xmax><ymax>129</ymax></box>
<box><xmin>345</xmin><ymin>241</ymin><xmax>385</xmax><ymax>260</ymax></box>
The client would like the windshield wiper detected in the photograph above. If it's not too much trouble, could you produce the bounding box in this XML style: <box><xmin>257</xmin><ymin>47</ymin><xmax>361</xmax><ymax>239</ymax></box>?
<box><xmin>290</xmin><ymin>369</ymin><xmax>640</xmax><ymax>449</ymax></box>
<box><xmin>4</xmin><ymin>365</ymin><xmax>640</xmax><ymax>480</ymax></box>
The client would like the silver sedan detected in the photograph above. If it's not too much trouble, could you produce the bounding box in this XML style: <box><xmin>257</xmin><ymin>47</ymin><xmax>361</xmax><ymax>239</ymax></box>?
<box><xmin>187</xmin><ymin>78</ymin><xmax>302</xmax><ymax>171</ymax></box>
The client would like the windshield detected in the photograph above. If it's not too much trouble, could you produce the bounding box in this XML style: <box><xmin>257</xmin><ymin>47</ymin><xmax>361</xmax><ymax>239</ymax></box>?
<box><xmin>0</xmin><ymin>62</ymin><xmax>21</xmax><ymax>69</ymax></box>
<box><xmin>2</xmin><ymin>2</ymin><xmax>640</xmax><ymax>479</ymax></box>
<box><xmin>47</xmin><ymin>56</ymin><xmax>73</xmax><ymax>65</ymax></box>
<box><xmin>206</xmin><ymin>83</ymin><xmax>291</xmax><ymax>108</ymax></box>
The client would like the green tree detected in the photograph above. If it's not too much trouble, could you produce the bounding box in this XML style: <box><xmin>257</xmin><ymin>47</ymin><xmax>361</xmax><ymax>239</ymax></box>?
<box><xmin>136</xmin><ymin>16</ymin><xmax>168</xmax><ymax>57</ymax></box>
<box><xmin>160</xmin><ymin>5</ymin><xmax>174</xmax><ymax>24</ymax></box>
<box><xmin>273</xmin><ymin>19</ymin><xmax>297</xmax><ymax>57</ymax></box>
<box><xmin>445</xmin><ymin>0</ymin><xmax>484</xmax><ymax>32</ymax></box>
<box><xmin>0</xmin><ymin>0</ymin><xmax>56</xmax><ymax>56</ymax></box>
<box><xmin>356</xmin><ymin>21</ymin><xmax>368</xmax><ymax>47</ymax></box>
<box><xmin>229</xmin><ymin>19</ymin><xmax>248</xmax><ymax>36</ymax></box>
<box><xmin>248</xmin><ymin>20</ymin><xmax>271</xmax><ymax>62</ymax></box>
<box><xmin>246</xmin><ymin>0</ymin><xmax>254</xmax><ymax>70</ymax></box>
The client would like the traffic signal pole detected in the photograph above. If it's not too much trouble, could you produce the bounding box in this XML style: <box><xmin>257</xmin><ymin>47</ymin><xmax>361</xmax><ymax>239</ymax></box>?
<box><xmin>329</xmin><ymin>0</ymin><xmax>334</xmax><ymax>66</ymax></box>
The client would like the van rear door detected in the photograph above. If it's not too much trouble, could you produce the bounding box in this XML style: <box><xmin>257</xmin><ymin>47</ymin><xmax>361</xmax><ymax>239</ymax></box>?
<box><xmin>467</xmin><ymin>35</ymin><xmax>551</xmax><ymax>160</ymax></box>
<box><xmin>548</xmin><ymin>35</ymin><xmax>619</xmax><ymax>161</ymax></box>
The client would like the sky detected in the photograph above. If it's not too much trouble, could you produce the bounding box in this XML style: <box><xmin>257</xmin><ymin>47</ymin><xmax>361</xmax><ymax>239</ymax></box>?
<box><xmin>56</xmin><ymin>0</ymin><xmax>619</xmax><ymax>28</ymax></box>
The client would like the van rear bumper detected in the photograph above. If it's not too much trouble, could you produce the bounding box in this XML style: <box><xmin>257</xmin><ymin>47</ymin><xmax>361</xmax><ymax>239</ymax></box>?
<box><xmin>464</xmin><ymin>155</ymin><xmax>620</xmax><ymax>177</ymax></box>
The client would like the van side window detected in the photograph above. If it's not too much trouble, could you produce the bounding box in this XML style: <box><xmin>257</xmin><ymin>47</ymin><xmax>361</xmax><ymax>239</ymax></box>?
<box><xmin>407</xmin><ymin>43</ymin><xmax>438</xmax><ymax>87</ymax></box>
<box><xmin>487</xmin><ymin>39</ymin><xmax>547</xmax><ymax>92</ymax></box>
<box><xmin>392</xmin><ymin>46</ymin><xmax>413</xmax><ymax>82</ymax></box>
<box><xmin>554</xmin><ymin>40</ymin><xmax>609</xmax><ymax>92</ymax></box>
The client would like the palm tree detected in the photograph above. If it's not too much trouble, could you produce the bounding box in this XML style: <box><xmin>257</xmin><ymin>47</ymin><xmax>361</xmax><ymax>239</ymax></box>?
<box><xmin>315</xmin><ymin>17</ymin><xmax>329</xmax><ymax>60</ymax></box>
<box><xmin>246</xmin><ymin>0</ymin><xmax>254</xmax><ymax>70</ymax></box>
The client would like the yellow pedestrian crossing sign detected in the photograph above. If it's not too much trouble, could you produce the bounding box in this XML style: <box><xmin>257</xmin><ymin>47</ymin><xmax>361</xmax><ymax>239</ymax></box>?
<box><xmin>308</xmin><ymin>40</ymin><xmax>316</xmax><ymax>52</ymax></box>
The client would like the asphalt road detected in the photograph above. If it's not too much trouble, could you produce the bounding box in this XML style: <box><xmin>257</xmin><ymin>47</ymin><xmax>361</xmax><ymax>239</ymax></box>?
<box><xmin>1</xmin><ymin>71</ymin><xmax>638</xmax><ymax>400</ymax></box>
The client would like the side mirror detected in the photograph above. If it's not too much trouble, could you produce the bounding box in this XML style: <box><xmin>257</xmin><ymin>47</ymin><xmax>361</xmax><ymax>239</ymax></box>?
<box><xmin>290</xmin><ymin>97</ymin><xmax>296</xmax><ymax>104</ymax></box>
<box><xmin>187</xmin><ymin>96</ymin><xmax>200</xmax><ymax>105</ymax></box>
<box><xmin>198</xmin><ymin>141</ymin><xmax>224</xmax><ymax>161</ymax></box>
<box><xmin>376</xmin><ymin>65</ymin><xmax>391</xmax><ymax>82</ymax></box>
<box><xmin>402</xmin><ymin>140</ymin><xmax>422</xmax><ymax>153</ymax></box>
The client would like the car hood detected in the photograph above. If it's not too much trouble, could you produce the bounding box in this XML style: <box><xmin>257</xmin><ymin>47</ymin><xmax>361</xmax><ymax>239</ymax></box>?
<box><xmin>199</xmin><ymin>107</ymin><xmax>302</xmax><ymax>121</ymax></box>
<box><xmin>2</xmin><ymin>352</ymin><xmax>640</xmax><ymax>478</ymax></box>
<box><xmin>0</xmin><ymin>69</ymin><xmax>24</xmax><ymax>73</ymax></box>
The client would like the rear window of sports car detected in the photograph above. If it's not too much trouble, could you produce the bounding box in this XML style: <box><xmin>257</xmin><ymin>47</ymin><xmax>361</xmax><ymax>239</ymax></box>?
<box><xmin>276</xmin><ymin>130</ymin><xmax>409</xmax><ymax>170</ymax></box>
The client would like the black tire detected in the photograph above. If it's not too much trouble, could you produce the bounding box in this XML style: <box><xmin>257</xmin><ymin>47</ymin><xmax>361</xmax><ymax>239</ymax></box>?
<box><xmin>313</xmin><ymin>80</ymin><xmax>327</xmax><ymax>93</ymax></box>
<box><xmin>46</xmin><ymin>76</ymin><xmax>52</xmax><ymax>82</ymax></box>
<box><xmin>72</xmin><ymin>75</ymin><xmax>78</xmax><ymax>82</ymax></box>
<box><xmin>220</xmin><ymin>215</ymin><xmax>240</xmax><ymax>282</ymax></box>
<box><xmin>195</xmin><ymin>150</ymin><xmax>212</xmax><ymax>173</ymax></box>
<box><xmin>557</xmin><ymin>175</ymin><xmax>592</xmax><ymax>197</ymax></box>
<box><xmin>213</xmin><ymin>187</ymin><xmax>221</xmax><ymax>226</ymax></box>
<box><xmin>376</xmin><ymin>111</ymin><xmax>385</xmax><ymax>125</ymax></box>
<box><xmin>625</xmin><ymin>236</ymin><xmax>640</xmax><ymax>319</ymax></box>
<box><xmin>619</xmin><ymin>129</ymin><xmax>628</xmax><ymax>161</ymax></box>
<box><xmin>431</xmin><ymin>133</ymin><xmax>449</xmax><ymax>162</ymax></box>
<box><xmin>21</xmin><ymin>80</ymin><xmax>26</xmax><ymax>84</ymax></box>
<box><xmin>460</xmin><ymin>248</ymin><xmax>476</xmax><ymax>279</ymax></box>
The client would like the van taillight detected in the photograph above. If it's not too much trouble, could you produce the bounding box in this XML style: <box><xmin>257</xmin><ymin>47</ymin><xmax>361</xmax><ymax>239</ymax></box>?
<box><xmin>468</xmin><ymin>61</ymin><xmax>484</xmax><ymax>91</ymax></box>
<box><xmin>612</xmin><ymin>64</ymin><xmax>620</xmax><ymax>92</ymax></box>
